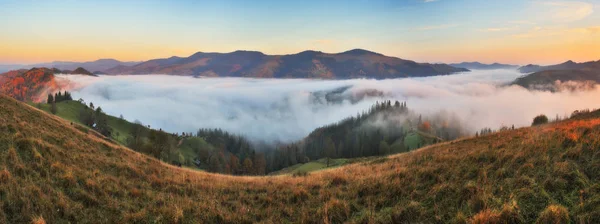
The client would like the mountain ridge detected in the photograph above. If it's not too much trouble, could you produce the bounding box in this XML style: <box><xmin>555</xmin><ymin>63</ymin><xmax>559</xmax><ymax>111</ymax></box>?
<box><xmin>450</xmin><ymin>62</ymin><xmax>518</xmax><ymax>70</ymax></box>
<box><xmin>0</xmin><ymin>59</ymin><xmax>139</xmax><ymax>74</ymax></box>
<box><xmin>105</xmin><ymin>49</ymin><xmax>469</xmax><ymax>79</ymax></box>
<box><xmin>518</xmin><ymin>60</ymin><xmax>600</xmax><ymax>73</ymax></box>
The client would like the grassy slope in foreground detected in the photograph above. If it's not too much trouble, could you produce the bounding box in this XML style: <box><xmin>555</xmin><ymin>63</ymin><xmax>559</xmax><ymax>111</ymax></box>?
<box><xmin>1</xmin><ymin>94</ymin><xmax>600</xmax><ymax>223</ymax></box>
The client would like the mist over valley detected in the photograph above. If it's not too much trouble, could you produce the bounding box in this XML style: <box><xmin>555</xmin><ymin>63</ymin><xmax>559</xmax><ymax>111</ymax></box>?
<box><xmin>56</xmin><ymin>69</ymin><xmax>600</xmax><ymax>144</ymax></box>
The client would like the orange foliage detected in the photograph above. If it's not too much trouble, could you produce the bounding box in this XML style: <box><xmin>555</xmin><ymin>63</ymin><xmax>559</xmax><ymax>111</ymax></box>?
<box><xmin>420</xmin><ymin>121</ymin><xmax>432</xmax><ymax>132</ymax></box>
<box><xmin>0</xmin><ymin>68</ymin><xmax>57</xmax><ymax>102</ymax></box>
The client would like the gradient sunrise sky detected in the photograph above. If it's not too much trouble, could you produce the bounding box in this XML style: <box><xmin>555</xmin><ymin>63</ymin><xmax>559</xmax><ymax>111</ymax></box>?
<box><xmin>0</xmin><ymin>0</ymin><xmax>598</xmax><ymax>65</ymax></box>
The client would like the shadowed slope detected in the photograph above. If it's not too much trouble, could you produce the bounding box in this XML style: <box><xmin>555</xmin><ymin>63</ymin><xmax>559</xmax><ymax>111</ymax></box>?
<box><xmin>1</xmin><ymin>94</ymin><xmax>600</xmax><ymax>223</ymax></box>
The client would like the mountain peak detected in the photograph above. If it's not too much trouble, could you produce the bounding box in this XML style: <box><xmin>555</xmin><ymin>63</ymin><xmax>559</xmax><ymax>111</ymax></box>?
<box><xmin>339</xmin><ymin>49</ymin><xmax>381</xmax><ymax>56</ymax></box>
<box><xmin>94</xmin><ymin>59</ymin><xmax>120</xmax><ymax>63</ymax></box>
<box><xmin>72</xmin><ymin>67</ymin><xmax>94</xmax><ymax>76</ymax></box>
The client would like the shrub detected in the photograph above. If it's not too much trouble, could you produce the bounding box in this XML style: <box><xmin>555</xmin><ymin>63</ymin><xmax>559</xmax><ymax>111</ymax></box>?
<box><xmin>536</xmin><ymin>205</ymin><xmax>570</xmax><ymax>224</ymax></box>
<box><xmin>516</xmin><ymin>188</ymin><xmax>550</xmax><ymax>222</ymax></box>
<box><xmin>499</xmin><ymin>201</ymin><xmax>525</xmax><ymax>224</ymax></box>
<box><xmin>291</xmin><ymin>188</ymin><xmax>310</xmax><ymax>203</ymax></box>
<box><xmin>292</xmin><ymin>170</ymin><xmax>309</xmax><ymax>177</ymax></box>
<box><xmin>391</xmin><ymin>201</ymin><xmax>425</xmax><ymax>223</ymax></box>
<box><xmin>0</xmin><ymin>169</ymin><xmax>11</xmax><ymax>185</ymax></box>
<box><xmin>329</xmin><ymin>176</ymin><xmax>347</xmax><ymax>186</ymax></box>
<box><xmin>470</xmin><ymin>209</ymin><xmax>501</xmax><ymax>224</ymax></box>
<box><xmin>451</xmin><ymin>212</ymin><xmax>468</xmax><ymax>224</ymax></box>
<box><xmin>532</xmin><ymin>115</ymin><xmax>549</xmax><ymax>126</ymax></box>
<box><xmin>31</xmin><ymin>216</ymin><xmax>46</xmax><ymax>224</ymax></box>
<box><xmin>323</xmin><ymin>199</ymin><xmax>350</xmax><ymax>224</ymax></box>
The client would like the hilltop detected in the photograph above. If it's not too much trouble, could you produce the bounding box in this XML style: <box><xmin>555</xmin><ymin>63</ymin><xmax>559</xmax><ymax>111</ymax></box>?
<box><xmin>105</xmin><ymin>49</ymin><xmax>468</xmax><ymax>79</ymax></box>
<box><xmin>2</xmin><ymin>94</ymin><xmax>600</xmax><ymax>223</ymax></box>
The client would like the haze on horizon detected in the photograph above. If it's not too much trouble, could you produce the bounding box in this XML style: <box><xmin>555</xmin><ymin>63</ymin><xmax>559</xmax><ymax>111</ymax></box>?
<box><xmin>1</xmin><ymin>0</ymin><xmax>599</xmax><ymax>65</ymax></box>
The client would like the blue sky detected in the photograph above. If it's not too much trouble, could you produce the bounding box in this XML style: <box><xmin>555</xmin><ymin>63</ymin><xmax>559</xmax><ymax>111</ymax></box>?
<box><xmin>0</xmin><ymin>0</ymin><xmax>599</xmax><ymax>64</ymax></box>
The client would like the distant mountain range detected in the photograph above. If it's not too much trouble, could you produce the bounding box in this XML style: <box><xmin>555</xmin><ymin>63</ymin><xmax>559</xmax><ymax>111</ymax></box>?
<box><xmin>0</xmin><ymin>59</ymin><xmax>139</xmax><ymax>74</ymax></box>
<box><xmin>449</xmin><ymin>62</ymin><xmax>518</xmax><ymax>70</ymax></box>
<box><xmin>518</xmin><ymin>60</ymin><xmax>600</xmax><ymax>73</ymax></box>
<box><xmin>105</xmin><ymin>49</ymin><xmax>469</xmax><ymax>79</ymax></box>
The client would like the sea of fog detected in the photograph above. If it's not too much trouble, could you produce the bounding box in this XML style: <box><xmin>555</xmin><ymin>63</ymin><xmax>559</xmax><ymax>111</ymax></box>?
<box><xmin>56</xmin><ymin>69</ymin><xmax>600</xmax><ymax>143</ymax></box>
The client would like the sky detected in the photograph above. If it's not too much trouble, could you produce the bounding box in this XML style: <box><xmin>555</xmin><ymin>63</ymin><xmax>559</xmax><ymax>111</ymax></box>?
<box><xmin>0</xmin><ymin>0</ymin><xmax>599</xmax><ymax>65</ymax></box>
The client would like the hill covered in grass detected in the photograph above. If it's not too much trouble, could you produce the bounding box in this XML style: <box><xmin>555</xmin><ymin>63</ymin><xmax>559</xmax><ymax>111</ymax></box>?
<box><xmin>2</xmin><ymin>94</ymin><xmax>600</xmax><ymax>223</ymax></box>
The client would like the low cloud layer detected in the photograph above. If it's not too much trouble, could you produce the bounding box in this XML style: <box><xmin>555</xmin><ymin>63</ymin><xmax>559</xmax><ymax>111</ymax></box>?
<box><xmin>56</xmin><ymin>69</ymin><xmax>600</xmax><ymax>143</ymax></box>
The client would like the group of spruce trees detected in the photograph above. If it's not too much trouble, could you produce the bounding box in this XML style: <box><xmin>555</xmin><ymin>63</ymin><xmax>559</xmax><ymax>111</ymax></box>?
<box><xmin>300</xmin><ymin>100</ymin><xmax>411</xmax><ymax>165</ymax></box>
<box><xmin>196</xmin><ymin>128</ymin><xmax>267</xmax><ymax>175</ymax></box>
<box><xmin>46</xmin><ymin>91</ymin><xmax>73</xmax><ymax>114</ymax></box>
<box><xmin>46</xmin><ymin>91</ymin><xmax>73</xmax><ymax>104</ymax></box>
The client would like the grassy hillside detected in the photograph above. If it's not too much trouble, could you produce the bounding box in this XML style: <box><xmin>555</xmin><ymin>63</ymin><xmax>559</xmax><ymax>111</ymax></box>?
<box><xmin>2</xmin><ymin>94</ymin><xmax>600</xmax><ymax>223</ymax></box>
<box><xmin>30</xmin><ymin>100</ymin><xmax>134</xmax><ymax>145</ymax></box>
<box><xmin>30</xmin><ymin>100</ymin><xmax>218</xmax><ymax>170</ymax></box>
<box><xmin>270</xmin><ymin>158</ymin><xmax>356</xmax><ymax>175</ymax></box>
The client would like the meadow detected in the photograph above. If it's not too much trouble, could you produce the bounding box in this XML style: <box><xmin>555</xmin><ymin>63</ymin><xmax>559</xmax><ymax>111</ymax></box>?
<box><xmin>2</xmin><ymin>94</ymin><xmax>599</xmax><ymax>223</ymax></box>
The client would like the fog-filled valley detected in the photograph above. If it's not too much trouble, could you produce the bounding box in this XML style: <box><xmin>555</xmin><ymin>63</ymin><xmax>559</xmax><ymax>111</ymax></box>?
<box><xmin>56</xmin><ymin>69</ymin><xmax>600</xmax><ymax>144</ymax></box>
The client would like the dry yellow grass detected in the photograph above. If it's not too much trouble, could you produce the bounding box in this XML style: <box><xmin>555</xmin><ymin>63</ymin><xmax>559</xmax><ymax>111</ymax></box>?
<box><xmin>1</xmin><ymin>94</ymin><xmax>600</xmax><ymax>223</ymax></box>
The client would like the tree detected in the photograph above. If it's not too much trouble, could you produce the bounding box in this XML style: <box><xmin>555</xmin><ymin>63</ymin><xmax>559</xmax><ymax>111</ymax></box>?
<box><xmin>79</xmin><ymin>107</ymin><xmax>94</xmax><ymax>126</ymax></box>
<box><xmin>95</xmin><ymin>113</ymin><xmax>112</xmax><ymax>137</ymax></box>
<box><xmin>532</xmin><ymin>114</ymin><xmax>549</xmax><ymax>126</ymax></box>
<box><xmin>324</xmin><ymin>137</ymin><xmax>336</xmax><ymax>167</ymax></box>
<box><xmin>419</xmin><ymin>121</ymin><xmax>432</xmax><ymax>133</ymax></box>
<box><xmin>47</xmin><ymin>94</ymin><xmax>54</xmax><ymax>104</ymax></box>
<box><xmin>229</xmin><ymin>155</ymin><xmax>240</xmax><ymax>175</ymax></box>
<box><xmin>209</xmin><ymin>154</ymin><xmax>222</xmax><ymax>173</ymax></box>
<box><xmin>253</xmin><ymin>153</ymin><xmax>267</xmax><ymax>175</ymax></box>
<box><xmin>378</xmin><ymin>141</ymin><xmax>390</xmax><ymax>155</ymax></box>
<box><xmin>50</xmin><ymin>101</ymin><xmax>57</xmax><ymax>114</ymax></box>
<box><xmin>242</xmin><ymin>158</ymin><xmax>253</xmax><ymax>175</ymax></box>
<box><xmin>63</xmin><ymin>91</ymin><xmax>72</xmax><ymax>101</ymax></box>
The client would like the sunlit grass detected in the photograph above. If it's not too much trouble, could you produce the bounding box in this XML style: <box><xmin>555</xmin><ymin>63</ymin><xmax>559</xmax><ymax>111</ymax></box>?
<box><xmin>3</xmin><ymin>95</ymin><xmax>600</xmax><ymax>223</ymax></box>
